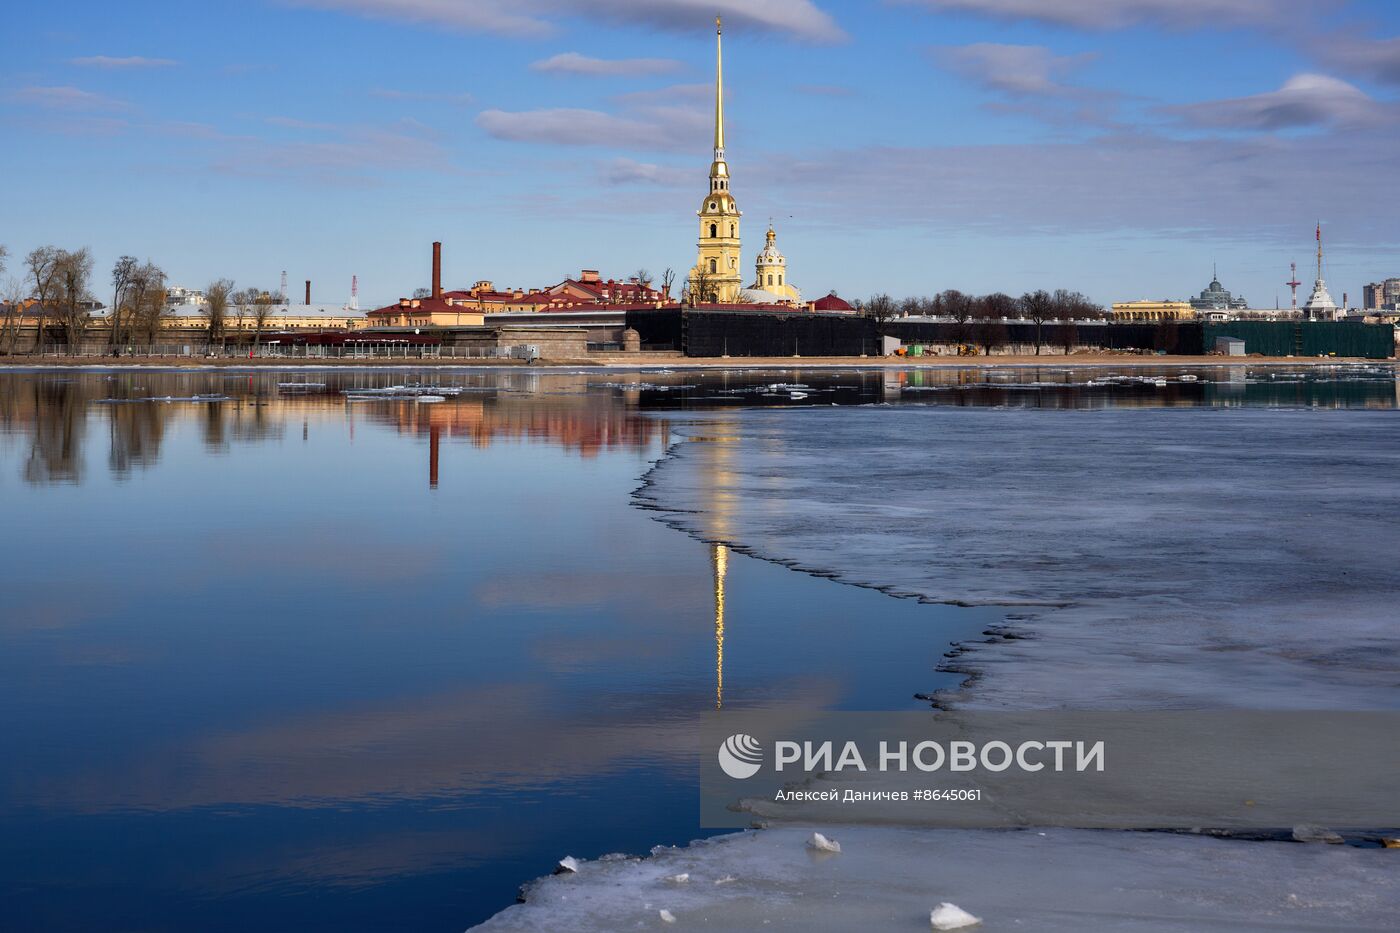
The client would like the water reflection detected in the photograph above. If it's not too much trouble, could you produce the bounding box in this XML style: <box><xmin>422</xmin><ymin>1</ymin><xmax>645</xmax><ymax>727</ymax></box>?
<box><xmin>0</xmin><ymin>363</ymin><xmax>1394</xmax><ymax>932</ymax></box>
<box><xmin>2</xmin><ymin>365</ymin><xmax>1396</xmax><ymax>487</ymax></box>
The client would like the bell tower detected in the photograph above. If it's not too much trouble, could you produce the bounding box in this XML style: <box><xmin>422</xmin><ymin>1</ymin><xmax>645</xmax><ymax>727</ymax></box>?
<box><xmin>689</xmin><ymin>16</ymin><xmax>742</xmax><ymax>303</ymax></box>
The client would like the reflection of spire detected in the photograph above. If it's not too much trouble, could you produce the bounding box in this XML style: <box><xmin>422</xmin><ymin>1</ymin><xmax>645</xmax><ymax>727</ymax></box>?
<box><xmin>429</xmin><ymin>424</ymin><xmax>440</xmax><ymax>489</ymax></box>
<box><xmin>712</xmin><ymin>543</ymin><xmax>727</xmax><ymax>710</ymax></box>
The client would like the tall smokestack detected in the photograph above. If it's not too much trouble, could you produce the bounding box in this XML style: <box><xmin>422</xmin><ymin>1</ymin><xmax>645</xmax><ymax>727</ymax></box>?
<box><xmin>305</xmin><ymin>280</ymin><xmax>311</xmax><ymax>305</ymax></box>
<box><xmin>432</xmin><ymin>241</ymin><xmax>443</xmax><ymax>299</ymax></box>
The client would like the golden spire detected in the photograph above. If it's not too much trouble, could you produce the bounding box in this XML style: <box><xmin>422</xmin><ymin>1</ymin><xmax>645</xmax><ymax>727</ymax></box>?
<box><xmin>714</xmin><ymin>14</ymin><xmax>725</xmax><ymax>160</ymax></box>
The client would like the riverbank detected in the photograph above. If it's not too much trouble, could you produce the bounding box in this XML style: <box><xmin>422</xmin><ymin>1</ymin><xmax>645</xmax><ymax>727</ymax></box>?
<box><xmin>0</xmin><ymin>352</ymin><xmax>1391</xmax><ymax>369</ymax></box>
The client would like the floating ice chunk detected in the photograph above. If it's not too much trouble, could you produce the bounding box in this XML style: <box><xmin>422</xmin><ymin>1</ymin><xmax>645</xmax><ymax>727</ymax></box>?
<box><xmin>930</xmin><ymin>902</ymin><xmax>982</xmax><ymax>929</ymax></box>
<box><xmin>665</xmin><ymin>873</ymin><xmax>689</xmax><ymax>884</ymax></box>
<box><xmin>807</xmin><ymin>832</ymin><xmax>841</xmax><ymax>853</ymax></box>
<box><xmin>1291</xmin><ymin>825</ymin><xmax>1343</xmax><ymax>844</ymax></box>
<box><xmin>659</xmin><ymin>909</ymin><xmax>676</xmax><ymax>923</ymax></box>
<box><xmin>556</xmin><ymin>856</ymin><xmax>580</xmax><ymax>873</ymax></box>
<box><xmin>713</xmin><ymin>875</ymin><xmax>737</xmax><ymax>885</ymax></box>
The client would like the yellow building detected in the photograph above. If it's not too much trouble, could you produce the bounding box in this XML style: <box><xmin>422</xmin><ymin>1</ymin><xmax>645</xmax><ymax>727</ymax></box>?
<box><xmin>689</xmin><ymin>17</ymin><xmax>743</xmax><ymax>304</ymax></box>
<box><xmin>743</xmin><ymin>226</ymin><xmax>802</xmax><ymax>305</ymax></box>
<box><xmin>1111</xmin><ymin>300</ymin><xmax>1196</xmax><ymax>322</ymax></box>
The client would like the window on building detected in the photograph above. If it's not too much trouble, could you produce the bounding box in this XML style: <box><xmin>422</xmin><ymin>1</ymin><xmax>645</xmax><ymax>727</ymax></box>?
<box><xmin>778</xmin><ymin>274</ymin><xmax>783</xmax><ymax>285</ymax></box>
<box><xmin>767</xmin><ymin>274</ymin><xmax>774</xmax><ymax>286</ymax></box>
<box><xmin>709</xmin><ymin>259</ymin><xmax>717</xmax><ymax>274</ymax></box>
<box><xmin>709</xmin><ymin>202</ymin><xmax>716</xmax><ymax>211</ymax></box>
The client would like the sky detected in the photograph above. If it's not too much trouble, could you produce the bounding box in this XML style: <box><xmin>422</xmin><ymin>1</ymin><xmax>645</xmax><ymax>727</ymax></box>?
<box><xmin>2</xmin><ymin>0</ymin><xmax>1400</xmax><ymax>309</ymax></box>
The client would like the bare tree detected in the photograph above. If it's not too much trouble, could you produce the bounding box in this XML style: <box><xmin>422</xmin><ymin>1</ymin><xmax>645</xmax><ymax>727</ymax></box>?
<box><xmin>934</xmin><ymin>290</ymin><xmax>974</xmax><ymax>347</ymax></box>
<box><xmin>1052</xmin><ymin>289</ymin><xmax>1104</xmax><ymax>320</ymax></box>
<box><xmin>53</xmin><ymin>248</ymin><xmax>95</xmax><ymax>353</ymax></box>
<box><xmin>26</xmin><ymin>247</ymin><xmax>63</xmax><ymax>354</ymax></box>
<box><xmin>973</xmin><ymin>293</ymin><xmax>1015</xmax><ymax>357</ymax></box>
<box><xmin>253</xmin><ymin>291</ymin><xmax>277</xmax><ymax>347</ymax></box>
<box><xmin>232</xmin><ymin>287</ymin><xmax>253</xmax><ymax>339</ymax></box>
<box><xmin>204</xmin><ymin>278</ymin><xmax>233</xmax><ymax>350</ymax></box>
<box><xmin>633</xmin><ymin>268</ymin><xmax>653</xmax><ymax>289</ymax></box>
<box><xmin>411</xmin><ymin>286</ymin><xmax>431</xmax><ymax>299</ymax></box>
<box><xmin>129</xmin><ymin>262</ymin><xmax>168</xmax><ymax>345</ymax></box>
<box><xmin>690</xmin><ymin>268</ymin><xmax>716</xmax><ymax>304</ymax></box>
<box><xmin>660</xmin><ymin>268</ymin><xmax>675</xmax><ymax>300</ymax></box>
<box><xmin>864</xmin><ymin>293</ymin><xmax>897</xmax><ymax>325</ymax></box>
<box><xmin>1</xmin><ymin>275</ymin><xmax>24</xmax><ymax>355</ymax></box>
<box><xmin>898</xmin><ymin>295</ymin><xmax>923</xmax><ymax>319</ymax></box>
<box><xmin>1020</xmin><ymin>289</ymin><xmax>1055</xmax><ymax>356</ymax></box>
<box><xmin>110</xmin><ymin>256</ymin><xmax>139</xmax><ymax>352</ymax></box>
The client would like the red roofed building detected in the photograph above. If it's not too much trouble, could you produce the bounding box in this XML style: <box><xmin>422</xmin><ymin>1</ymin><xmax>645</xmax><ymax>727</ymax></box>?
<box><xmin>366</xmin><ymin>244</ymin><xmax>677</xmax><ymax>326</ymax></box>
<box><xmin>810</xmin><ymin>291</ymin><xmax>855</xmax><ymax>313</ymax></box>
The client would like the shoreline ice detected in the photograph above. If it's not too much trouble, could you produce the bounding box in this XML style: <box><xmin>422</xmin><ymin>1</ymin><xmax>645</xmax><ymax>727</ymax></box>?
<box><xmin>475</xmin><ymin>404</ymin><xmax>1400</xmax><ymax>930</ymax></box>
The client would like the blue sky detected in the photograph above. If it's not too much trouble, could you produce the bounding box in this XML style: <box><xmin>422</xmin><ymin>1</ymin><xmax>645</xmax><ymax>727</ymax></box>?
<box><xmin>3</xmin><ymin>0</ymin><xmax>1399</xmax><ymax>308</ymax></box>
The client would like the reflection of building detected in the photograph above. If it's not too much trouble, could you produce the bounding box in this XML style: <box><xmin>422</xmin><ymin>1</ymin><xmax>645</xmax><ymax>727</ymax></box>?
<box><xmin>1190</xmin><ymin>269</ymin><xmax>1249</xmax><ymax>312</ymax></box>
<box><xmin>1111</xmin><ymin>300</ymin><xmax>1195</xmax><ymax>322</ymax></box>
<box><xmin>713</xmin><ymin>543</ymin><xmax>727</xmax><ymax>710</ymax></box>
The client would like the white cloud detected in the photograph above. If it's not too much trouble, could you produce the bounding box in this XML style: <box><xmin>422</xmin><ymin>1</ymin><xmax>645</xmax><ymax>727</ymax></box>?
<box><xmin>7</xmin><ymin>86</ymin><xmax>128</xmax><ymax>111</ymax></box>
<box><xmin>476</xmin><ymin>107</ymin><xmax>704</xmax><ymax>150</ymax></box>
<box><xmin>70</xmin><ymin>55</ymin><xmax>178</xmax><ymax>68</ymax></box>
<box><xmin>531</xmin><ymin>52</ymin><xmax>683</xmax><ymax>77</ymax></box>
<box><xmin>285</xmin><ymin>0</ymin><xmax>844</xmax><ymax>41</ymax></box>
<box><xmin>599</xmin><ymin>157</ymin><xmax>693</xmax><ymax>186</ymax></box>
<box><xmin>900</xmin><ymin>0</ymin><xmax>1329</xmax><ymax>30</ymax></box>
<box><xmin>937</xmin><ymin>43</ymin><xmax>1097</xmax><ymax>97</ymax></box>
<box><xmin>1162</xmin><ymin>73</ymin><xmax>1381</xmax><ymax>131</ymax></box>
<box><xmin>754</xmin><ymin>130</ymin><xmax>1399</xmax><ymax>245</ymax></box>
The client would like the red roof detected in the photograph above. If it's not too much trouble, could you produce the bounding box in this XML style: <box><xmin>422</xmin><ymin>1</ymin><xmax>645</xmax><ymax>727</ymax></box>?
<box><xmin>811</xmin><ymin>291</ymin><xmax>854</xmax><ymax>312</ymax></box>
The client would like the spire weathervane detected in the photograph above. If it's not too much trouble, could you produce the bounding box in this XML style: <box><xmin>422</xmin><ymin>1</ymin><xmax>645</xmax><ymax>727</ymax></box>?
<box><xmin>714</xmin><ymin>14</ymin><xmax>725</xmax><ymax>160</ymax></box>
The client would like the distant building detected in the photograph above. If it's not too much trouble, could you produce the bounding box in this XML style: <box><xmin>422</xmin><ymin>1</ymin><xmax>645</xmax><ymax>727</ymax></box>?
<box><xmin>689</xmin><ymin>18</ymin><xmax>744</xmax><ymax>304</ymax></box>
<box><xmin>366</xmin><ymin>243</ymin><xmax>672</xmax><ymax>328</ymax></box>
<box><xmin>1111</xmin><ymin>300</ymin><xmax>1195</xmax><ymax>322</ymax></box>
<box><xmin>163</xmin><ymin>302</ymin><xmax>365</xmax><ymax>330</ymax></box>
<box><xmin>741</xmin><ymin>226</ymin><xmax>802</xmax><ymax>306</ymax></box>
<box><xmin>1303</xmin><ymin>223</ymin><xmax>1341</xmax><ymax>321</ymax></box>
<box><xmin>1189</xmin><ymin>269</ymin><xmax>1249</xmax><ymax>312</ymax></box>
<box><xmin>165</xmin><ymin>286</ymin><xmax>207</xmax><ymax>308</ymax></box>
<box><xmin>1363</xmin><ymin>278</ymin><xmax>1400</xmax><ymax>310</ymax></box>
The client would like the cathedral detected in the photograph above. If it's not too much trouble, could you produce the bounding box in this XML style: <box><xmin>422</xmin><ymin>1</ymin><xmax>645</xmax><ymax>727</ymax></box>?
<box><xmin>689</xmin><ymin>17</ymin><xmax>800</xmax><ymax>306</ymax></box>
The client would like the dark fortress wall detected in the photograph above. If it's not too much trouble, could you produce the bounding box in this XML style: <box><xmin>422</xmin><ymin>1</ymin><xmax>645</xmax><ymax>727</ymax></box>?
<box><xmin>623</xmin><ymin>310</ymin><xmax>1394</xmax><ymax>359</ymax></box>
<box><xmin>683</xmin><ymin>310</ymin><xmax>879</xmax><ymax>357</ymax></box>
<box><xmin>1203</xmin><ymin>321</ymin><xmax>1394</xmax><ymax>360</ymax></box>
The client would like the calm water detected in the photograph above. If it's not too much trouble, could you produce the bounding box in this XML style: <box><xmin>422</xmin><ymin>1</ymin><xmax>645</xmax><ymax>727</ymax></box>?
<box><xmin>1</xmin><ymin>363</ymin><xmax>1396</xmax><ymax>932</ymax></box>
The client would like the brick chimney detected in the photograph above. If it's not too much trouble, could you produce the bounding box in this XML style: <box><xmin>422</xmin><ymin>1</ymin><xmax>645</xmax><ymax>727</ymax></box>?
<box><xmin>304</xmin><ymin>280</ymin><xmax>311</xmax><ymax>305</ymax></box>
<box><xmin>432</xmin><ymin>241</ymin><xmax>443</xmax><ymax>299</ymax></box>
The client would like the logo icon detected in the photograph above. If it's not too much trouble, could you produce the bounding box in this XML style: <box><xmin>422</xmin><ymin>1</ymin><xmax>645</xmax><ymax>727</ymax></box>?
<box><xmin>718</xmin><ymin>733</ymin><xmax>763</xmax><ymax>779</ymax></box>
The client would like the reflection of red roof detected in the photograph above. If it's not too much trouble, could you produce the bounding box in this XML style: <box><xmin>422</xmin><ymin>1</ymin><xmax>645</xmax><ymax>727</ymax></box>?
<box><xmin>812</xmin><ymin>292</ymin><xmax>853</xmax><ymax>312</ymax></box>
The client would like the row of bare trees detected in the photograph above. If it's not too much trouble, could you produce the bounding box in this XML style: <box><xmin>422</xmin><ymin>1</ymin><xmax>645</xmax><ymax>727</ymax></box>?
<box><xmin>861</xmin><ymin>288</ymin><xmax>1106</xmax><ymax>356</ymax></box>
<box><xmin>1</xmin><ymin>243</ymin><xmax>281</xmax><ymax>354</ymax></box>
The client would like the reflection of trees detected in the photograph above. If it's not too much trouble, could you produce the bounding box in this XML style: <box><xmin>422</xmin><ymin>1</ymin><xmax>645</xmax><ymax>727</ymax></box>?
<box><xmin>23</xmin><ymin>378</ymin><xmax>85</xmax><ymax>484</ymax></box>
<box><xmin>107</xmin><ymin>401</ymin><xmax>167</xmax><ymax>477</ymax></box>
